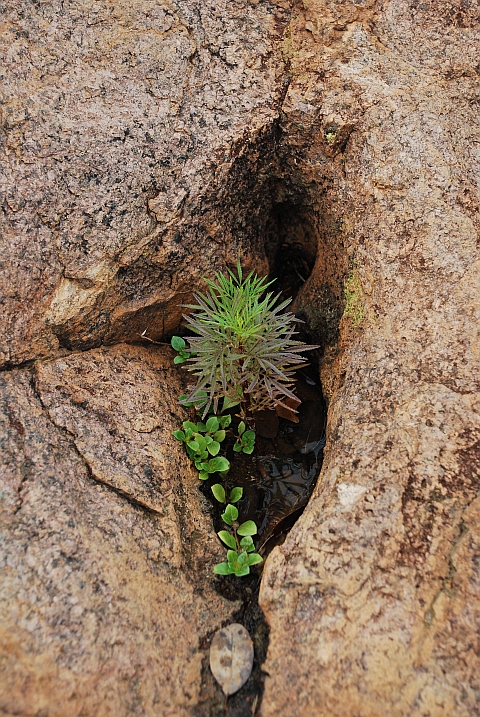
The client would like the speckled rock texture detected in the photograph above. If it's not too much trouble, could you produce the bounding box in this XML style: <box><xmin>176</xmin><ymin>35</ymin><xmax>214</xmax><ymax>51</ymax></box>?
<box><xmin>0</xmin><ymin>345</ymin><xmax>237</xmax><ymax>716</ymax></box>
<box><xmin>259</xmin><ymin>1</ymin><xmax>480</xmax><ymax>716</ymax></box>
<box><xmin>0</xmin><ymin>0</ymin><xmax>288</xmax><ymax>366</ymax></box>
<box><xmin>1</xmin><ymin>0</ymin><xmax>479</xmax><ymax>715</ymax></box>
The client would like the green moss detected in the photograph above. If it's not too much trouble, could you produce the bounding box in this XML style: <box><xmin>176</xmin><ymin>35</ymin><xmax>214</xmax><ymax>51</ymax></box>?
<box><xmin>343</xmin><ymin>265</ymin><xmax>365</xmax><ymax>327</ymax></box>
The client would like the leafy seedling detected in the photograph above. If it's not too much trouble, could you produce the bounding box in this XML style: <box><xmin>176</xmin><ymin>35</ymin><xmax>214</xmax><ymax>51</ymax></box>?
<box><xmin>233</xmin><ymin>421</ymin><xmax>256</xmax><ymax>454</ymax></box>
<box><xmin>214</xmin><ymin>549</ymin><xmax>263</xmax><ymax>576</ymax></box>
<box><xmin>171</xmin><ymin>335</ymin><xmax>190</xmax><ymax>364</ymax></box>
<box><xmin>211</xmin><ymin>485</ymin><xmax>243</xmax><ymax>504</ymax></box>
<box><xmin>173</xmin><ymin>418</ymin><xmax>230</xmax><ymax>479</ymax></box>
<box><xmin>211</xmin><ymin>484</ymin><xmax>226</xmax><ymax>503</ymax></box>
<box><xmin>215</xmin><ymin>519</ymin><xmax>262</xmax><ymax>576</ymax></box>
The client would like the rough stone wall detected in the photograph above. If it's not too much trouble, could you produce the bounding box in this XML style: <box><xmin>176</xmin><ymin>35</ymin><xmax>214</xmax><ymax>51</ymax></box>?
<box><xmin>0</xmin><ymin>0</ymin><xmax>288</xmax><ymax>365</ymax></box>
<box><xmin>0</xmin><ymin>346</ymin><xmax>239</xmax><ymax>716</ymax></box>
<box><xmin>1</xmin><ymin>0</ymin><xmax>479</xmax><ymax>715</ymax></box>
<box><xmin>259</xmin><ymin>1</ymin><xmax>480</xmax><ymax>716</ymax></box>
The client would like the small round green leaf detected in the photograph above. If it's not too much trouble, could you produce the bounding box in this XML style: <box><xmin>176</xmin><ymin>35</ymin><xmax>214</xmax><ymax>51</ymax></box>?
<box><xmin>233</xmin><ymin>444</ymin><xmax>242</xmax><ymax>453</ymax></box>
<box><xmin>243</xmin><ymin>430</ymin><xmax>256</xmax><ymax>442</ymax></box>
<box><xmin>242</xmin><ymin>445</ymin><xmax>254</xmax><ymax>455</ymax></box>
<box><xmin>207</xmin><ymin>441</ymin><xmax>220</xmax><ymax>456</ymax></box>
<box><xmin>219</xmin><ymin>414</ymin><xmax>232</xmax><ymax>428</ymax></box>
<box><xmin>230</xmin><ymin>487</ymin><xmax>243</xmax><ymax>503</ymax></box>
<box><xmin>208</xmin><ymin>456</ymin><xmax>230</xmax><ymax>473</ymax></box>
<box><xmin>237</xmin><ymin>421</ymin><xmax>246</xmax><ymax>436</ymax></box>
<box><xmin>211</xmin><ymin>484</ymin><xmax>226</xmax><ymax>503</ymax></box>
<box><xmin>227</xmin><ymin>550</ymin><xmax>238</xmax><ymax>563</ymax></box>
<box><xmin>172</xmin><ymin>430</ymin><xmax>185</xmax><ymax>441</ymax></box>
<box><xmin>247</xmin><ymin>553</ymin><xmax>263</xmax><ymax>566</ymax></box>
<box><xmin>218</xmin><ymin>531</ymin><xmax>236</xmax><ymax>549</ymax></box>
<box><xmin>173</xmin><ymin>355</ymin><xmax>186</xmax><ymax>364</ymax></box>
<box><xmin>171</xmin><ymin>336</ymin><xmax>186</xmax><ymax>351</ymax></box>
<box><xmin>188</xmin><ymin>440</ymin><xmax>199</xmax><ymax>452</ymax></box>
<box><xmin>206</xmin><ymin>416</ymin><xmax>219</xmax><ymax>433</ymax></box>
<box><xmin>183</xmin><ymin>421</ymin><xmax>197</xmax><ymax>431</ymax></box>
<box><xmin>237</xmin><ymin>551</ymin><xmax>248</xmax><ymax>565</ymax></box>
<box><xmin>222</xmin><ymin>504</ymin><xmax>239</xmax><ymax>523</ymax></box>
<box><xmin>237</xmin><ymin>520</ymin><xmax>257</xmax><ymax>537</ymax></box>
<box><xmin>214</xmin><ymin>562</ymin><xmax>233</xmax><ymax>575</ymax></box>
<box><xmin>213</xmin><ymin>430</ymin><xmax>226</xmax><ymax>443</ymax></box>
<box><xmin>195</xmin><ymin>435</ymin><xmax>207</xmax><ymax>452</ymax></box>
<box><xmin>198</xmin><ymin>471</ymin><xmax>209</xmax><ymax>480</ymax></box>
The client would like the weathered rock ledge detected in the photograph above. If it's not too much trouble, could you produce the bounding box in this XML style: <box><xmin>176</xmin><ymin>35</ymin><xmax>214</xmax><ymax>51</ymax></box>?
<box><xmin>1</xmin><ymin>0</ymin><xmax>479</xmax><ymax>715</ymax></box>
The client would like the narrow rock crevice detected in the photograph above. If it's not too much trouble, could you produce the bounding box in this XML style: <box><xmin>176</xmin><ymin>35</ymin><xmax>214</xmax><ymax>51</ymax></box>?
<box><xmin>173</xmin><ymin>118</ymin><xmax>351</xmax><ymax>716</ymax></box>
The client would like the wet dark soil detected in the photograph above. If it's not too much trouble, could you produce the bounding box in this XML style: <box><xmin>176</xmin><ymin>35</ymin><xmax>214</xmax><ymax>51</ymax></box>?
<box><xmin>195</xmin><ymin>369</ymin><xmax>326</xmax><ymax>716</ymax></box>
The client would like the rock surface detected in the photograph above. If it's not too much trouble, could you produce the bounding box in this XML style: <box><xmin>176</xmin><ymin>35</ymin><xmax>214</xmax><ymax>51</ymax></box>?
<box><xmin>1</xmin><ymin>0</ymin><xmax>479</xmax><ymax>715</ymax></box>
<box><xmin>0</xmin><ymin>345</ymin><xmax>237</xmax><ymax>716</ymax></box>
<box><xmin>0</xmin><ymin>0</ymin><xmax>287</xmax><ymax>366</ymax></box>
<box><xmin>259</xmin><ymin>1</ymin><xmax>480</xmax><ymax>716</ymax></box>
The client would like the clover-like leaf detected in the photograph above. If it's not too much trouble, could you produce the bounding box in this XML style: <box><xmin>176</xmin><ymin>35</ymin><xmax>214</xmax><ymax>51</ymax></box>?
<box><xmin>208</xmin><ymin>456</ymin><xmax>230</xmax><ymax>473</ymax></box>
<box><xmin>211</xmin><ymin>484</ymin><xmax>226</xmax><ymax>503</ymax></box>
<box><xmin>218</xmin><ymin>530</ymin><xmax>236</xmax><ymax>549</ymax></box>
<box><xmin>195</xmin><ymin>435</ymin><xmax>207</xmax><ymax>452</ymax></box>
<box><xmin>240</xmin><ymin>535</ymin><xmax>254</xmax><ymax>551</ymax></box>
<box><xmin>234</xmin><ymin>565</ymin><xmax>250</xmax><ymax>577</ymax></box>
<box><xmin>219</xmin><ymin>414</ymin><xmax>232</xmax><ymax>428</ymax></box>
<box><xmin>230</xmin><ymin>487</ymin><xmax>243</xmax><ymax>503</ymax></box>
<box><xmin>237</xmin><ymin>520</ymin><xmax>257</xmax><ymax>536</ymax></box>
<box><xmin>222</xmin><ymin>504</ymin><xmax>239</xmax><ymax>525</ymax></box>
<box><xmin>207</xmin><ymin>441</ymin><xmax>220</xmax><ymax>456</ymax></box>
<box><xmin>171</xmin><ymin>336</ymin><xmax>186</xmax><ymax>351</ymax></box>
<box><xmin>206</xmin><ymin>416</ymin><xmax>220</xmax><ymax>433</ymax></box>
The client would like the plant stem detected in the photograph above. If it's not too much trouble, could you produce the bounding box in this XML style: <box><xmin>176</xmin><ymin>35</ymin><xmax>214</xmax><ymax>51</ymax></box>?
<box><xmin>233</xmin><ymin>527</ymin><xmax>240</xmax><ymax>551</ymax></box>
<box><xmin>242</xmin><ymin>390</ymin><xmax>255</xmax><ymax>430</ymax></box>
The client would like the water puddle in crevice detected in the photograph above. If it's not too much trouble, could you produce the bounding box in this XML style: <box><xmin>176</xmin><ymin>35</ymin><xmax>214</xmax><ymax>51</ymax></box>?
<box><xmin>194</xmin><ymin>364</ymin><xmax>326</xmax><ymax>716</ymax></box>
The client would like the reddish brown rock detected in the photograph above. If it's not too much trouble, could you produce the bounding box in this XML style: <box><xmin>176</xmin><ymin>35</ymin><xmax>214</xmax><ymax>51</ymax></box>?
<box><xmin>0</xmin><ymin>345</ymin><xmax>236</xmax><ymax>716</ymax></box>
<box><xmin>0</xmin><ymin>0</ymin><xmax>287</xmax><ymax>366</ymax></box>
<box><xmin>1</xmin><ymin>0</ymin><xmax>479</xmax><ymax>714</ymax></box>
<box><xmin>259</xmin><ymin>1</ymin><xmax>480</xmax><ymax>716</ymax></box>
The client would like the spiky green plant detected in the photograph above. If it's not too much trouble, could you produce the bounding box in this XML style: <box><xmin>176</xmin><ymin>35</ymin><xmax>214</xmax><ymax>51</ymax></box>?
<box><xmin>173</xmin><ymin>263</ymin><xmax>317</xmax><ymax>425</ymax></box>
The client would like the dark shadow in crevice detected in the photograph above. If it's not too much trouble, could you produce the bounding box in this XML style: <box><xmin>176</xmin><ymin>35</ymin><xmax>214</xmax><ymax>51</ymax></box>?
<box><xmin>264</xmin><ymin>201</ymin><xmax>318</xmax><ymax>301</ymax></box>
